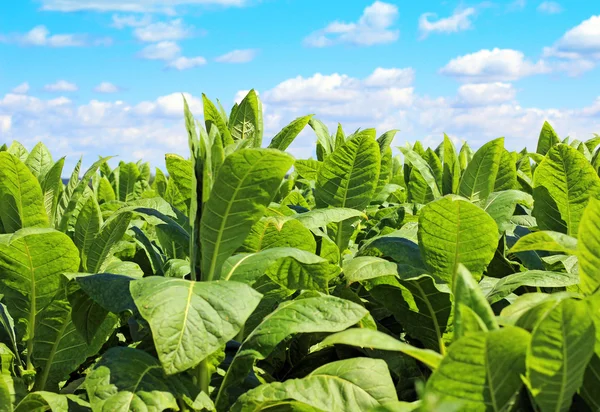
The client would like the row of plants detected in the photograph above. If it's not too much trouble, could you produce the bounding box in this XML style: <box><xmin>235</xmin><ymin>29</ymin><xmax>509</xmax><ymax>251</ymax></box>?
<box><xmin>0</xmin><ymin>89</ymin><xmax>599</xmax><ymax>411</ymax></box>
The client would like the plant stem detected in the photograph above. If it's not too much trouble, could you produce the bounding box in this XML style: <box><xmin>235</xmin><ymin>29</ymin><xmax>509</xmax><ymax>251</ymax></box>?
<box><xmin>197</xmin><ymin>358</ymin><xmax>210</xmax><ymax>395</ymax></box>
<box><xmin>335</xmin><ymin>221</ymin><xmax>344</xmax><ymax>259</ymax></box>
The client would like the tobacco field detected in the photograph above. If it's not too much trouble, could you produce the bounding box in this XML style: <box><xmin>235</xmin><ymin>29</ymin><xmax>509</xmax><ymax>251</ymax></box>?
<box><xmin>1</xmin><ymin>89</ymin><xmax>600</xmax><ymax>411</ymax></box>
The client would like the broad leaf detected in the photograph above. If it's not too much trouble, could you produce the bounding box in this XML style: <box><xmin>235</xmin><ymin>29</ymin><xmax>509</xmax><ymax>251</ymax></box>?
<box><xmin>425</xmin><ymin>327</ymin><xmax>530</xmax><ymax>411</ymax></box>
<box><xmin>130</xmin><ymin>277</ymin><xmax>262</xmax><ymax>375</ymax></box>
<box><xmin>578</xmin><ymin>198</ymin><xmax>600</xmax><ymax>296</ymax></box>
<box><xmin>459</xmin><ymin>138</ymin><xmax>504</xmax><ymax>203</ymax></box>
<box><xmin>201</xmin><ymin>149</ymin><xmax>293</xmax><ymax>280</ymax></box>
<box><xmin>215</xmin><ymin>296</ymin><xmax>367</xmax><ymax>410</ymax></box>
<box><xmin>315</xmin><ymin>130</ymin><xmax>380</xmax><ymax>210</ymax></box>
<box><xmin>532</xmin><ymin>144</ymin><xmax>599</xmax><ymax>236</ymax></box>
<box><xmin>0</xmin><ymin>152</ymin><xmax>49</xmax><ymax>232</ymax></box>
<box><xmin>418</xmin><ymin>196</ymin><xmax>498</xmax><ymax>284</ymax></box>
<box><xmin>525</xmin><ymin>298</ymin><xmax>595</xmax><ymax>412</ymax></box>
<box><xmin>232</xmin><ymin>358</ymin><xmax>397</xmax><ymax>412</ymax></box>
<box><xmin>312</xmin><ymin>328</ymin><xmax>442</xmax><ymax>370</ymax></box>
<box><xmin>85</xmin><ymin>347</ymin><xmax>189</xmax><ymax>412</ymax></box>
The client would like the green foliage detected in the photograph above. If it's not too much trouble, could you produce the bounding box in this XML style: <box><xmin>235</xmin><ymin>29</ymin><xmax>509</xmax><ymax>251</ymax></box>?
<box><xmin>0</xmin><ymin>100</ymin><xmax>597</xmax><ymax>411</ymax></box>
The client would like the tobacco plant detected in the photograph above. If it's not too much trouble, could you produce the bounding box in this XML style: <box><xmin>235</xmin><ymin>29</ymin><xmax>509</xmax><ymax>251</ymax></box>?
<box><xmin>0</xmin><ymin>90</ymin><xmax>599</xmax><ymax>411</ymax></box>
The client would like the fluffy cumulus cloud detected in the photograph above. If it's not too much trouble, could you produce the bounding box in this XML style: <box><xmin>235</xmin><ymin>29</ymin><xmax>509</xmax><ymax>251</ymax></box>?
<box><xmin>537</xmin><ymin>1</ymin><xmax>563</xmax><ymax>14</ymax></box>
<box><xmin>133</xmin><ymin>19</ymin><xmax>195</xmax><ymax>42</ymax></box>
<box><xmin>39</xmin><ymin>0</ymin><xmax>247</xmax><ymax>13</ymax></box>
<box><xmin>12</xmin><ymin>83</ymin><xmax>30</xmax><ymax>94</ymax></box>
<box><xmin>3</xmin><ymin>67</ymin><xmax>600</xmax><ymax>170</ymax></box>
<box><xmin>136</xmin><ymin>41</ymin><xmax>206</xmax><ymax>70</ymax></box>
<box><xmin>542</xmin><ymin>15</ymin><xmax>600</xmax><ymax>75</ymax></box>
<box><xmin>440</xmin><ymin>48</ymin><xmax>549</xmax><ymax>82</ymax></box>
<box><xmin>0</xmin><ymin>25</ymin><xmax>111</xmax><ymax>47</ymax></box>
<box><xmin>94</xmin><ymin>82</ymin><xmax>121</xmax><ymax>93</ymax></box>
<box><xmin>167</xmin><ymin>56</ymin><xmax>207</xmax><ymax>70</ymax></box>
<box><xmin>137</xmin><ymin>41</ymin><xmax>181</xmax><ymax>60</ymax></box>
<box><xmin>44</xmin><ymin>80</ymin><xmax>78</xmax><ymax>92</ymax></box>
<box><xmin>455</xmin><ymin>82</ymin><xmax>516</xmax><ymax>107</ymax></box>
<box><xmin>304</xmin><ymin>1</ymin><xmax>399</xmax><ymax>47</ymax></box>
<box><xmin>418</xmin><ymin>8</ymin><xmax>476</xmax><ymax>39</ymax></box>
<box><xmin>215</xmin><ymin>49</ymin><xmax>258</xmax><ymax>63</ymax></box>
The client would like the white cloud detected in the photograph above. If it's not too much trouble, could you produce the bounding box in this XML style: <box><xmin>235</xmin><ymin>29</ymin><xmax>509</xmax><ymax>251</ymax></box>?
<box><xmin>215</xmin><ymin>49</ymin><xmax>258</xmax><ymax>63</ymax></box>
<box><xmin>137</xmin><ymin>41</ymin><xmax>181</xmax><ymax>60</ymax></box>
<box><xmin>167</xmin><ymin>56</ymin><xmax>207</xmax><ymax>70</ymax></box>
<box><xmin>94</xmin><ymin>82</ymin><xmax>121</xmax><ymax>93</ymax></box>
<box><xmin>549</xmin><ymin>15</ymin><xmax>600</xmax><ymax>58</ymax></box>
<box><xmin>418</xmin><ymin>8</ymin><xmax>476</xmax><ymax>39</ymax></box>
<box><xmin>541</xmin><ymin>15</ymin><xmax>600</xmax><ymax>76</ymax></box>
<box><xmin>134</xmin><ymin>19</ymin><xmax>194</xmax><ymax>42</ymax></box>
<box><xmin>364</xmin><ymin>67</ymin><xmax>415</xmax><ymax>88</ymax></box>
<box><xmin>455</xmin><ymin>82</ymin><xmax>516</xmax><ymax>107</ymax></box>
<box><xmin>0</xmin><ymin>25</ymin><xmax>110</xmax><ymax>47</ymax></box>
<box><xmin>44</xmin><ymin>80</ymin><xmax>78</xmax><ymax>92</ymax></box>
<box><xmin>112</xmin><ymin>14</ymin><xmax>153</xmax><ymax>28</ymax></box>
<box><xmin>0</xmin><ymin>116</ymin><xmax>11</xmax><ymax>133</ymax></box>
<box><xmin>40</xmin><ymin>0</ymin><xmax>247</xmax><ymax>13</ymax></box>
<box><xmin>12</xmin><ymin>83</ymin><xmax>30</xmax><ymax>94</ymax></box>
<box><xmin>537</xmin><ymin>1</ymin><xmax>562</xmax><ymax>14</ymax></box>
<box><xmin>304</xmin><ymin>1</ymin><xmax>399</xmax><ymax>47</ymax></box>
<box><xmin>440</xmin><ymin>48</ymin><xmax>549</xmax><ymax>82</ymax></box>
<box><xmin>3</xmin><ymin>69</ymin><xmax>600</xmax><ymax>172</ymax></box>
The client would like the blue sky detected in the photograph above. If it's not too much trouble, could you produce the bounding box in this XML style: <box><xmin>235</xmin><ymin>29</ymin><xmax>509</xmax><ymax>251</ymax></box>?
<box><xmin>1</xmin><ymin>0</ymin><xmax>599</xmax><ymax>171</ymax></box>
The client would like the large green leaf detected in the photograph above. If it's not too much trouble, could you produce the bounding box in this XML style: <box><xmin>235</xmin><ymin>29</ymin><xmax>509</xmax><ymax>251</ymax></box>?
<box><xmin>425</xmin><ymin>327</ymin><xmax>530</xmax><ymax>411</ymax></box>
<box><xmin>165</xmin><ymin>154</ymin><xmax>193</xmax><ymax>212</ymax></box>
<box><xmin>525</xmin><ymin>298</ymin><xmax>595</xmax><ymax>412</ymax></box>
<box><xmin>485</xmin><ymin>271</ymin><xmax>579</xmax><ymax>304</ymax></box>
<box><xmin>40</xmin><ymin>158</ymin><xmax>65</xmax><ymax>223</ymax></box>
<box><xmin>222</xmin><ymin>247</ymin><xmax>338</xmax><ymax>291</ymax></box>
<box><xmin>315</xmin><ymin>130</ymin><xmax>381</xmax><ymax>210</ymax></box>
<box><xmin>130</xmin><ymin>277</ymin><xmax>262</xmax><ymax>375</ymax></box>
<box><xmin>0</xmin><ymin>152</ymin><xmax>49</xmax><ymax>232</ymax></box>
<box><xmin>536</xmin><ymin>121</ymin><xmax>560</xmax><ymax>156</ymax></box>
<box><xmin>268</xmin><ymin>115</ymin><xmax>314</xmax><ymax>151</ymax></box>
<box><xmin>399</xmin><ymin>147</ymin><xmax>441</xmax><ymax>198</ymax></box>
<box><xmin>493</xmin><ymin>149</ymin><xmax>517</xmax><ymax>191</ymax></box>
<box><xmin>239</xmin><ymin>218</ymin><xmax>316</xmax><ymax>254</ymax></box>
<box><xmin>215</xmin><ymin>296</ymin><xmax>368</xmax><ymax>410</ymax></box>
<box><xmin>32</xmin><ymin>287</ymin><xmax>116</xmax><ymax>391</ymax></box>
<box><xmin>117</xmin><ymin>162</ymin><xmax>141</xmax><ymax>202</ymax></box>
<box><xmin>532</xmin><ymin>144</ymin><xmax>600</xmax><ymax>236</ymax></box>
<box><xmin>200</xmin><ymin>149</ymin><xmax>293</xmax><ymax>280</ymax></box>
<box><xmin>24</xmin><ymin>142</ymin><xmax>53</xmax><ymax>182</ymax></box>
<box><xmin>15</xmin><ymin>392</ymin><xmax>89</xmax><ymax>412</ymax></box>
<box><xmin>510</xmin><ymin>231</ymin><xmax>577</xmax><ymax>255</ymax></box>
<box><xmin>85</xmin><ymin>212</ymin><xmax>132</xmax><ymax>273</ymax></box>
<box><xmin>343</xmin><ymin>256</ymin><xmax>398</xmax><ymax>285</ymax></box>
<box><xmin>0</xmin><ymin>229</ymin><xmax>79</xmax><ymax>368</ymax></box>
<box><xmin>292</xmin><ymin>208</ymin><xmax>365</xmax><ymax>230</ymax></box>
<box><xmin>85</xmin><ymin>347</ymin><xmax>190</xmax><ymax>412</ymax></box>
<box><xmin>483</xmin><ymin>190</ymin><xmax>533</xmax><ymax>233</ymax></box>
<box><xmin>578</xmin><ymin>198</ymin><xmax>600</xmax><ymax>296</ymax></box>
<box><xmin>56</xmin><ymin>156</ymin><xmax>110</xmax><ymax>232</ymax></box>
<box><xmin>458</xmin><ymin>138</ymin><xmax>504</xmax><ymax>203</ymax></box>
<box><xmin>453</xmin><ymin>265</ymin><xmax>498</xmax><ymax>340</ymax></box>
<box><xmin>312</xmin><ymin>328</ymin><xmax>442</xmax><ymax>370</ymax></box>
<box><xmin>73</xmin><ymin>195</ymin><xmax>102</xmax><ymax>271</ymax></box>
<box><xmin>231</xmin><ymin>358</ymin><xmax>397</xmax><ymax>412</ymax></box>
<box><xmin>418</xmin><ymin>196</ymin><xmax>498</xmax><ymax>284</ymax></box>
<box><xmin>229</xmin><ymin>89</ymin><xmax>262</xmax><ymax>147</ymax></box>
<box><xmin>367</xmin><ymin>275</ymin><xmax>452</xmax><ymax>353</ymax></box>
<box><xmin>439</xmin><ymin>134</ymin><xmax>461</xmax><ymax>195</ymax></box>
<box><xmin>203</xmin><ymin>93</ymin><xmax>233</xmax><ymax>146</ymax></box>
